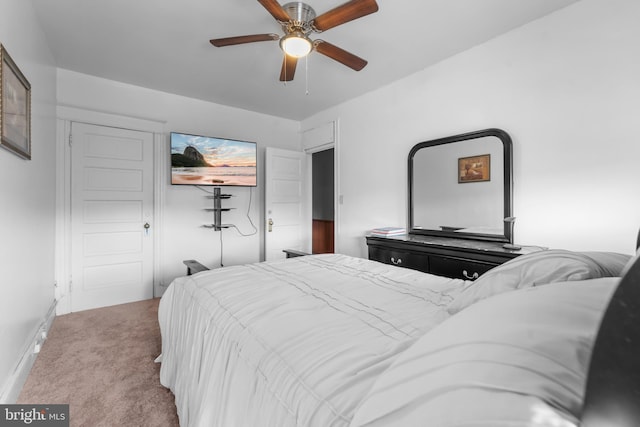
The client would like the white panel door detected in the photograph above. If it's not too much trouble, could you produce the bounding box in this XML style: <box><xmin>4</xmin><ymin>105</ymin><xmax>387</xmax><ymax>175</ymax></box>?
<box><xmin>265</xmin><ymin>147</ymin><xmax>309</xmax><ymax>261</ymax></box>
<box><xmin>70</xmin><ymin>122</ymin><xmax>154</xmax><ymax>311</ymax></box>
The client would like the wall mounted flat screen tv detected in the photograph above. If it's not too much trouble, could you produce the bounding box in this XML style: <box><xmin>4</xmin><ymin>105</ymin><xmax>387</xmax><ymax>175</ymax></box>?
<box><xmin>170</xmin><ymin>132</ymin><xmax>257</xmax><ymax>187</ymax></box>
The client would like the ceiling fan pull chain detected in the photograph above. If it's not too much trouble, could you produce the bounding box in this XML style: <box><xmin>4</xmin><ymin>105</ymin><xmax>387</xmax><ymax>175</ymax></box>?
<box><xmin>305</xmin><ymin>55</ymin><xmax>309</xmax><ymax>96</ymax></box>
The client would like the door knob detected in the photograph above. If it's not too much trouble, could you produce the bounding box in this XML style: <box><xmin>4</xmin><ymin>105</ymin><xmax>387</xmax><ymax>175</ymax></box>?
<box><xmin>268</xmin><ymin>218</ymin><xmax>273</xmax><ymax>232</ymax></box>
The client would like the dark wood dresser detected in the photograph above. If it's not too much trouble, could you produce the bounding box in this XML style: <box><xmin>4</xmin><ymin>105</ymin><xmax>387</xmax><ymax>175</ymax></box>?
<box><xmin>366</xmin><ymin>234</ymin><xmax>541</xmax><ymax>280</ymax></box>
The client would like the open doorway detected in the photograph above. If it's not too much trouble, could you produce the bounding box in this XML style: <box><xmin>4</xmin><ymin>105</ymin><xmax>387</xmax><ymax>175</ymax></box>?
<box><xmin>312</xmin><ymin>148</ymin><xmax>334</xmax><ymax>254</ymax></box>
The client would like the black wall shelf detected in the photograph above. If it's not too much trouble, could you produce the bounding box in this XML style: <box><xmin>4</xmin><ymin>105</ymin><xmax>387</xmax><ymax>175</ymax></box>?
<box><xmin>204</xmin><ymin>187</ymin><xmax>233</xmax><ymax>231</ymax></box>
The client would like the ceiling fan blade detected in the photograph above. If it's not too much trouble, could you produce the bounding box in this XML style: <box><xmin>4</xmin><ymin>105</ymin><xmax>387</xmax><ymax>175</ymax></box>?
<box><xmin>279</xmin><ymin>55</ymin><xmax>298</xmax><ymax>81</ymax></box>
<box><xmin>210</xmin><ymin>33</ymin><xmax>279</xmax><ymax>47</ymax></box>
<box><xmin>314</xmin><ymin>40</ymin><xmax>367</xmax><ymax>71</ymax></box>
<box><xmin>257</xmin><ymin>0</ymin><xmax>291</xmax><ymax>22</ymax></box>
<box><xmin>311</xmin><ymin>0</ymin><xmax>378</xmax><ymax>32</ymax></box>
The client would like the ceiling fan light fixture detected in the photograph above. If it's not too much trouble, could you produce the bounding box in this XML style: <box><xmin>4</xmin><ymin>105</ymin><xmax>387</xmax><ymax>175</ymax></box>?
<box><xmin>280</xmin><ymin>32</ymin><xmax>312</xmax><ymax>58</ymax></box>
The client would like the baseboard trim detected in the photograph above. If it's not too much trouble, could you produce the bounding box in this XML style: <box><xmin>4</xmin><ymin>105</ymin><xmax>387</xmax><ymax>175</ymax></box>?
<box><xmin>0</xmin><ymin>300</ymin><xmax>57</xmax><ymax>403</ymax></box>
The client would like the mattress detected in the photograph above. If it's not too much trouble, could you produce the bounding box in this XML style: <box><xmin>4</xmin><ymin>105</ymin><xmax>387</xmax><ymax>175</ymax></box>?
<box><xmin>158</xmin><ymin>254</ymin><xmax>467</xmax><ymax>427</ymax></box>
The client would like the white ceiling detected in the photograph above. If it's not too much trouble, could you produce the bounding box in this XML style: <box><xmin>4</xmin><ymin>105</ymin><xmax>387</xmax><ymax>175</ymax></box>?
<box><xmin>31</xmin><ymin>0</ymin><xmax>579</xmax><ymax>121</ymax></box>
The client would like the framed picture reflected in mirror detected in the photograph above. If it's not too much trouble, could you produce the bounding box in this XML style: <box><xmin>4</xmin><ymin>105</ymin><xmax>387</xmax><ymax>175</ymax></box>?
<box><xmin>458</xmin><ymin>154</ymin><xmax>490</xmax><ymax>183</ymax></box>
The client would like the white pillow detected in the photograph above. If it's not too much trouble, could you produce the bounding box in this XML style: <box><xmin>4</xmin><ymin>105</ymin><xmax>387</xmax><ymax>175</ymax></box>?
<box><xmin>350</xmin><ymin>278</ymin><xmax>619</xmax><ymax>427</ymax></box>
<box><xmin>447</xmin><ymin>250</ymin><xmax>629</xmax><ymax>314</ymax></box>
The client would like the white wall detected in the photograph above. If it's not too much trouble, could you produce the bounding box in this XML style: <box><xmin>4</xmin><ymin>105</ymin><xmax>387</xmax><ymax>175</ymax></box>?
<box><xmin>303</xmin><ymin>0</ymin><xmax>640</xmax><ymax>257</ymax></box>
<box><xmin>56</xmin><ymin>69</ymin><xmax>300</xmax><ymax>288</ymax></box>
<box><xmin>0</xmin><ymin>0</ymin><xmax>57</xmax><ymax>401</ymax></box>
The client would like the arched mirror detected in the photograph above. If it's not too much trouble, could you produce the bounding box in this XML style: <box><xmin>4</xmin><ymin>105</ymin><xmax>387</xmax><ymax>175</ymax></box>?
<box><xmin>408</xmin><ymin>128</ymin><xmax>513</xmax><ymax>243</ymax></box>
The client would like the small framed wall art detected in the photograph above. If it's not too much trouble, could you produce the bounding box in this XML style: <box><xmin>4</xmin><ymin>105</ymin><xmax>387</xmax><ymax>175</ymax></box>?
<box><xmin>458</xmin><ymin>154</ymin><xmax>490</xmax><ymax>183</ymax></box>
<box><xmin>1</xmin><ymin>44</ymin><xmax>31</xmax><ymax>160</ymax></box>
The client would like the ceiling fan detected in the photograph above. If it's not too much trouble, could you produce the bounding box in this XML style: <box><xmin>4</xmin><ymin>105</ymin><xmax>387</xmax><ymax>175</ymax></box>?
<box><xmin>209</xmin><ymin>0</ymin><xmax>379</xmax><ymax>81</ymax></box>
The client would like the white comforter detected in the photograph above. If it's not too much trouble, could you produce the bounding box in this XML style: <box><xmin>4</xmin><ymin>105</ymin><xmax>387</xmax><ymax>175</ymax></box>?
<box><xmin>158</xmin><ymin>254</ymin><xmax>467</xmax><ymax>427</ymax></box>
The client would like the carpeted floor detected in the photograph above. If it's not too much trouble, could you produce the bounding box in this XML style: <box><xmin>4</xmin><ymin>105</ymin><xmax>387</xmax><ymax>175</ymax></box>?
<box><xmin>17</xmin><ymin>298</ymin><xmax>180</xmax><ymax>427</ymax></box>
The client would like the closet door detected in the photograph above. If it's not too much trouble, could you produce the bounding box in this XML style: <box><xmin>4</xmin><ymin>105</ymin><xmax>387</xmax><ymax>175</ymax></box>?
<box><xmin>264</xmin><ymin>147</ymin><xmax>309</xmax><ymax>261</ymax></box>
<box><xmin>70</xmin><ymin>122</ymin><xmax>154</xmax><ymax>312</ymax></box>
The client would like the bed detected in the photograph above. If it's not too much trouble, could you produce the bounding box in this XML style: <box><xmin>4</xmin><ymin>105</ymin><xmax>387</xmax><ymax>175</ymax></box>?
<box><xmin>158</xmin><ymin>239</ymin><xmax>639</xmax><ymax>427</ymax></box>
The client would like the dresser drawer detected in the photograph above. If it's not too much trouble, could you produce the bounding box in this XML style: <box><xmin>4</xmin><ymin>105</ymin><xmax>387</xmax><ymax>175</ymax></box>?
<box><xmin>366</xmin><ymin>235</ymin><xmax>532</xmax><ymax>280</ymax></box>
<box><xmin>368</xmin><ymin>246</ymin><xmax>429</xmax><ymax>273</ymax></box>
<box><xmin>429</xmin><ymin>256</ymin><xmax>497</xmax><ymax>280</ymax></box>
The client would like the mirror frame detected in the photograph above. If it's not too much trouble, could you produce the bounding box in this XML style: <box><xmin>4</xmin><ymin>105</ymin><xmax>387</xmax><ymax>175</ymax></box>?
<box><xmin>408</xmin><ymin>128</ymin><xmax>513</xmax><ymax>243</ymax></box>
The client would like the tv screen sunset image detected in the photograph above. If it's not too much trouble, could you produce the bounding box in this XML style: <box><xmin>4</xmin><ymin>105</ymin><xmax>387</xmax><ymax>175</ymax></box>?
<box><xmin>170</xmin><ymin>132</ymin><xmax>257</xmax><ymax>186</ymax></box>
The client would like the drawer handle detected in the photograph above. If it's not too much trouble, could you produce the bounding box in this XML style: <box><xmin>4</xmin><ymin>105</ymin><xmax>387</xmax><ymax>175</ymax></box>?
<box><xmin>463</xmin><ymin>270</ymin><xmax>479</xmax><ymax>280</ymax></box>
<box><xmin>391</xmin><ymin>257</ymin><xmax>403</xmax><ymax>265</ymax></box>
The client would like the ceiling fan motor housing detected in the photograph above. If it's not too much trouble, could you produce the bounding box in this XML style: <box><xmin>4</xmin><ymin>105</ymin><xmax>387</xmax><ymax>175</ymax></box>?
<box><xmin>282</xmin><ymin>2</ymin><xmax>316</xmax><ymax>33</ymax></box>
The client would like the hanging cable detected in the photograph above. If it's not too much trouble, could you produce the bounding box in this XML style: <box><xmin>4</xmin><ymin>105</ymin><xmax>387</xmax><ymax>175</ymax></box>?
<box><xmin>219</xmin><ymin>227</ymin><xmax>224</xmax><ymax>267</ymax></box>
<box><xmin>232</xmin><ymin>187</ymin><xmax>257</xmax><ymax>237</ymax></box>
<box><xmin>197</xmin><ymin>186</ymin><xmax>224</xmax><ymax>266</ymax></box>
<box><xmin>196</xmin><ymin>185</ymin><xmax>214</xmax><ymax>195</ymax></box>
